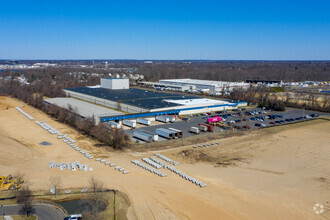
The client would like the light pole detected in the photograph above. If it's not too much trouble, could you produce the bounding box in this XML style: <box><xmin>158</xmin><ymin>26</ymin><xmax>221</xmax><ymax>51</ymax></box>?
<box><xmin>303</xmin><ymin>107</ymin><xmax>305</xmax><ymax>118</ymax></box>
<box><xmin>1</xmin><ymin>204</ymin><xmax>4</xmax><ymax>220</ymax></box>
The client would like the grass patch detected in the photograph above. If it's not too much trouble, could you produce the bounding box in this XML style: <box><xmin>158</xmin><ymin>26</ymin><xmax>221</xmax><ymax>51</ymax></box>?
<box><xmin>12</xmin><ymin>215</ymin><xmax>37</xmax><ymax>220</ymax></box>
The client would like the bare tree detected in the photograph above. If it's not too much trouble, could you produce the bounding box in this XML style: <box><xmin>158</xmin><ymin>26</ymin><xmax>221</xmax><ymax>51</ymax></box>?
<box><xmin>17</xmin><ymin>186</ymin><xmax>35</xmax><ymax>216</ymax></box>
<box><xmin>13</xmin><ymin>171</ymin><xmax>25</xmax><ymax>198</ymax></box>
<box><xmin>49</xmin><ymin>176</ymin><xmax>62</xmax><ymax>198</ymax></box>
<box><xmin>89</xmin><ymin>176</ymin><xmax>104</xmax><ymax>194</ymax></box>
<box><xmin>81</xmin><ymin>177</ymin><xmax>106</xmax><ymax>220</ymax></box>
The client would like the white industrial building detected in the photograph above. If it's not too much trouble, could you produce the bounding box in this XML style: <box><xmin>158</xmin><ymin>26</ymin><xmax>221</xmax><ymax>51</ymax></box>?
<box><xmin>101</xmin><ymin>78</ymin><xmax>129</xmax><ymax>90</ymax></box>
<box><xmin>158</xmin><ymin>79</ymin><xmax>250</xmax><ymax>93</ymax></box>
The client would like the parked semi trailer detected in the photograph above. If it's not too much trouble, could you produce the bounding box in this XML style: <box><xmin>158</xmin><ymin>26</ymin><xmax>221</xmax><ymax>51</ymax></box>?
<box><xmin>164</xmin><ymin>115</ymin><xmax>176</xmax><ymax>122</ymax></box>
<box><xmin>155</xmin><ymin>128</ymin><xmax>175</xmax><ymax>139</ymax></box>
<box><xmin>207</xmin><ymin>116</ymin><xmax>221</xmax><ymax>123</ymax></box>
<box><xmin>198</xmin><ymin>123</ymin><xmax>214</xmax><ymax>132</ymax></box>
<box><xmin>168</xmin><ymin>128</ymin><xmax>183</xmax><ymax>138</ymax></box>
<box><xmin>190</xmin><ymin>127</ymin><xmax>199</xmax><ymax>134</ymax></box>
<box><xmin>199</xmin><ymin>124</ymin><xmax>208</xmax><ymax>132</ymax></box>
<box><xmin>107</xmin><ymin>121</ymin><xmax>121</xmax><ymax>129</ymax></box>
<box><xmin>123</xmin><ymin>119</ymin><xmax>136</xmax><ymax>128</ymax></box>
<box><xmin>156</xmin><ymin>116</ymin><xmax>170</xmax><ymax>123</ymax></box>
<box><xmin>137</xmin><ymin>118</ymin><xmax>151</xmax><ymax>126</ymax></box>
<box><xmin>133</xmin><ymin>131</ymin><xmax>158</xmax><ymax>142</ymax></box>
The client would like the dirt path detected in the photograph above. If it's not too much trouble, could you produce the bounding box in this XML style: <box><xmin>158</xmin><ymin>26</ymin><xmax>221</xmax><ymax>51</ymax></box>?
<box><xmin>1</xmin><ymin>97</ymin><xmax>330</xmax><ymax>219</ymax></box>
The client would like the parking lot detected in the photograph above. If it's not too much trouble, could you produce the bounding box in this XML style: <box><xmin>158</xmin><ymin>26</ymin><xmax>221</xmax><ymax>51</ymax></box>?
<box><xmin>125</xmin><ymin>107</ymin><xmax>330</xmax><ymax>143</ymax></box>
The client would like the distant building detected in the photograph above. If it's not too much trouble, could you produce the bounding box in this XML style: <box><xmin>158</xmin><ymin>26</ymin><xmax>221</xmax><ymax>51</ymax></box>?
<box><xmin>151</xmin><ymin>78</ymin><xmax>250</xmax><ymax>93</ymax></box>
<box><xmin>246</xmin><ymin>79</ymin><xmax>283</xmax><ymax>85</ymax></box>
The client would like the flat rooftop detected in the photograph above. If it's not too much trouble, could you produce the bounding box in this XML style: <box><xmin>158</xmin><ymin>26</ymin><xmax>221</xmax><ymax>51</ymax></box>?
<box><xmin>44</xmin><ymin>97</ymin><xmax>123</xmax><ymax>118</ymax></box>
<box><xmin>64</xmin><ymin>87</ymin><xmax>211</xmax><ymax>110</ymax></box>
<box><xmin>164</xmin><ymin>98</ymin><xmax>228</xmax><ymax>106</ymax></box>
<box><xmin>160</xmin><ymin>79</ymin><xmax>249</xmax><ymax>86</ymax></box>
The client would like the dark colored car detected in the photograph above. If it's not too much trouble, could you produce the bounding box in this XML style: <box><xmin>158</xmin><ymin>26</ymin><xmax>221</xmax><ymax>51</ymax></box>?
<box><xmin>269</xmin><ymin>122</ymin><xmax>276</xmax><ymax>125</ymax></box>
<box><xmin>242</xmin><ymin>125</ymin><xmax>251</xmax><ymax>129</ymax></box>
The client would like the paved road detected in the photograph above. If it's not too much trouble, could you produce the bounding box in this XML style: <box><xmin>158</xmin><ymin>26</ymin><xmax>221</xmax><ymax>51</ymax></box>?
<box><xmin>2</xmin><ymin>204</ymin><xmax>64</xmax><ymax>220</ymax></box>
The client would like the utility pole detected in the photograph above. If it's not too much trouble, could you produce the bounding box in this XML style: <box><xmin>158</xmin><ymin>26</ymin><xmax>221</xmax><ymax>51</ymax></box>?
<box><xmin>303</xmin><ymin>107</ymin><xmax>305</xmax><ymax>117</ymax></box>
<box><xmin>113</xmin><ymin>190</ymin><xmax>116</xmax><ymax>220</ymax></box>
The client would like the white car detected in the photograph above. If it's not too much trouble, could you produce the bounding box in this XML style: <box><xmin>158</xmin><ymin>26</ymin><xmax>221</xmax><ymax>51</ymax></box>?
<box><xmin>64</xmin><ymin>214</ymin><xmax>82</xmax><ymax>220</ymax></box>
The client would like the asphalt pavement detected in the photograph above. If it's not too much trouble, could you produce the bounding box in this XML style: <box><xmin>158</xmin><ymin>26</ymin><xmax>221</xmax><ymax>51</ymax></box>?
<box><xmin>1</xmin><ymin>204</ymin><xmax>64</xmax><ymax>220</ymax></box>
<box><xmin>125</xmin><ymin>107</ymin><xmax>330</xmax><ymax>143</ymax></box>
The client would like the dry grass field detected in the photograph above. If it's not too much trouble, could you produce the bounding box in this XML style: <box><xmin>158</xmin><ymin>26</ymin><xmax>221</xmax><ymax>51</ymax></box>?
<box><xmin>1</xmin><ymin>96</ymin><xmax>330</xmax><ymax>219</ymax></box>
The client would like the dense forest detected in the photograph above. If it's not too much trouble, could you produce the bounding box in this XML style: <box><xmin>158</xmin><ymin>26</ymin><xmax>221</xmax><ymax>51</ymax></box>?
<box><xmin>134</xmin><ymin>61</ymin><xmax>330</xmax><ymax>82</ymax></box>
<box><xmin>2</xmin><ymin>60</ymin><xmax>330</xmax><ymax>82</ymax></box>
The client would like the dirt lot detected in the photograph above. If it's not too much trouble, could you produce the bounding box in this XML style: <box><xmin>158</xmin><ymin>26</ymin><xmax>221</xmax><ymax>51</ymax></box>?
<box><xmin>1</xmin><ymin>97</ymin><xmax>330</xmax><ymax>220</ymax></box>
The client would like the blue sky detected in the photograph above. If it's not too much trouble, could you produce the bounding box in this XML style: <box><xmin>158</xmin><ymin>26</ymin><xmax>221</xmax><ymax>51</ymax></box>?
<box><xmin>1</xmin><ymin>0</ymin><xmax>329</xmax><ymax>60</ymax></box>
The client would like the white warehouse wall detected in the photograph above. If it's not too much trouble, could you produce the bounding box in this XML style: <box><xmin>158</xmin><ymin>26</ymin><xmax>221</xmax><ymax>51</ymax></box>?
<box><xmin>101</xmin><ymin>78</ymin><xmax>129</xmax><ymax>90</ymax></box>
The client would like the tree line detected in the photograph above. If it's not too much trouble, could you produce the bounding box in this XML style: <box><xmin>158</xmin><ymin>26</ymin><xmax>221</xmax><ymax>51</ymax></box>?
<box><xmin>1</xmin><ymin>79</ymin><xmax>130</xmax><ymax>149</ymax></box>
<box><xmin>228</xmin><ymin>87</ymin><xmax>330</xmax><ymax>112</ymax></box>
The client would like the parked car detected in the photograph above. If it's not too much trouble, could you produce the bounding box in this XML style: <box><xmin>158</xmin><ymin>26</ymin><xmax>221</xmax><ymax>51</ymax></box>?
<box><xmin>64</xmin><ymin>214</ymin><xmax>82</xmax><ymax>220</ymax></box>
<box><xmin>269</xmin><ymin>122</ymin><xmax>276</xmax><ymax>125</ymax></box>
<box><xmin>242</xmin><ymin>125</ymin><xmax>251</xmax><ymax>129</ymax></box>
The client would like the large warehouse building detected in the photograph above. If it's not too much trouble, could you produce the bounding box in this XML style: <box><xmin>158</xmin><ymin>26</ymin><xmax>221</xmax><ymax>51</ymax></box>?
<box><xmin>141</xmin><ymin>78</ymin><xmax>250</xmax><ymax>93</ymax></box>
<box><xmin>63</xmin><ymin>78</ymin><xmax>247</xmax><ymax>122</ymax></box>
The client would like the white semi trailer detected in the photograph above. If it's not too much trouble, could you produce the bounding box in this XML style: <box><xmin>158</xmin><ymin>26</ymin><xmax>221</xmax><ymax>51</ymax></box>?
<box><xmin>133</xmin><ymin>131</ymin><xmax>158</xmax><ymax>142</ymax></box>
<box><xmin>164</xmin><ymin>115</ymin><xmax>176</xmax><ymax>122</ymax></box>
<box><xmin>155</xmin><ymin>128</ymin><xmax>175</xmax><ymax>139</ymax></box>
<box><xmin>190</xmin><ymin>127</ymin><xmax>199</xmax><ymax>134</ymax></box>
<box><xmin>156</xmin><ymin>116</ymin><xmax>170</xmax><ymax>123</ymax></box>
<box><xmin>123</xmin><ymin>119</ymin><xmax>136</xmax><ymax>128</ymax></box>
<box><xmin>137</xmin><ymin>118</ymin><xmax>151</xmax><ymax>126</ymax></box>
<box><xmin>199</xmin><ymin>124</ymin><xmax>208</xmax><ymax>132</ymax></box>
<box><xmin>168</xmin><ymin>127</ymin><xmax>183</xmax><ymax>138</ymax></box>
<box><xmin>107</xmin><ymin>121</ymin><xmax>121</xmax><ymax>129</ymax></box>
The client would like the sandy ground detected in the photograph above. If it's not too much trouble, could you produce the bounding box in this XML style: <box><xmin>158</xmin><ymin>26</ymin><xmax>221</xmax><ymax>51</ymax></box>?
<box><xmin>1</xmin><ymin>97</ymin><xmax>330</xmax><ymax>220</ymax></box>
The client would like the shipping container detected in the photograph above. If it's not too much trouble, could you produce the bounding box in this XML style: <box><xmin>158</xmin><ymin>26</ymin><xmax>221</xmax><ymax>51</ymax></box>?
<box><xmin>156</xmin><ymin>115</ymin><xmax>170</xmax><ymax>123</ymax></box>
<box><xmin>133</xmin><ymin>131</ymin><xmax>158</xmax><ymax>142</ymax></box>
<box><xmin>137</xmin><ymin>118</ymin><xmax>151</xmax><ymax>126</ymax></box>
<box><xmin>190</xmin><ymin>127</ymin><xmax>199</xmax><ymax>134</ymax></box>
<box><xmin>155</xmin><ymin>128</ymin><xmax>175</xmax><ymax>139</ymax></box>
<box><xmin>107</xmin><ymin>121</ymin><xmax>121</xmax><ymax>129</ymax></box>
<box><xmin>168</xmin><ymin>128</ymin><xmax>183</xmax><ymax>138</ymax></box>
<box><xmin>122</xmin><ymin>119</ymin><xmax>136</xmax><ymax>128</ymax></box>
